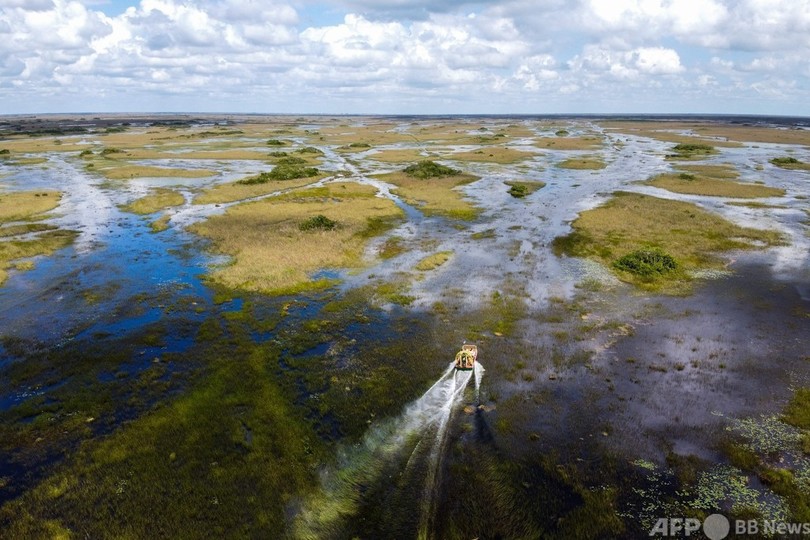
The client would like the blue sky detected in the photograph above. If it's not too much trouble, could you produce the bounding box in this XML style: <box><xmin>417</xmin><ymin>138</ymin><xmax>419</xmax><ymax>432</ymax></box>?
<box><xmin>1</xmin><ymin>0</ymin><xmax>809</xmax><ymax>115</ymax></box>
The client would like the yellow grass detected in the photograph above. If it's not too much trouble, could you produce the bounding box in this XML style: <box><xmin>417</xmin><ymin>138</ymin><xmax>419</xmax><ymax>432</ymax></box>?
<box><xmin>415</xmin><ymin>251</ymin><xmax>453</xmax><ymax>271</ymax></box>
<box><xmin>677</xmin><ymin>164</ymin><xmax>740</xmax><ymax>179</ymax></box>
<box><xmin>558</xmin><ymin>157</ymin><xmax>606</xmax><ymax>170</ymax></box>
<box><xmin>446</xmin><ymin>147</ymin><xmax>533</xmax><ymax>164</ymax></box>
<box><xmin>193</xmin><ymin>176</ymin><xmax>325</xmax><ymax>205</ymax></box>
<box><xmin>727</xmin><ymin>201</ymin><xmax>788</xmax><ymax>209</ymax></box>
<box><xmin>406</xmin><ymin>123</ymin><xmax>485</xmax><ymax>143</ymax></box>
<box><xmin>0</xmin><ymin>189</ymin><xmax>76</xmax><ymax>284</ymax></box>
<box><xmin>536</xmin><ymin>136</ymin><xmax>604</xmax><ymax>150</ymax></box>
<box><xmin>376</xmin><ymin>170</ymin><xmax>479</xmax><ymax>220</ymax></box>
<box><xmin>123</xmin><ymin>189</ymin><xmax>186</xmax><ymax>215</ymax></box>
<box><xmin>150</xmin><ymin>215</ymin><xmax>172</xmax><ymax>232</ymax></box>
<box><xmin>554</xmin><ymin>191</ymin><xmax>784</xmax><ymax>292</ymax></box>
<box><xmin>0</xmin><ymin>138</ymin><xmax>88</xmax><ymax>154</ymax></box>
<box><xmin>369</xmin><ymin>149</ymin><xmax>438</xmax><ymax>163</ymax></box>
<box><xmin>602</xmin><ymin>121</ymin><xmax>810</xmax><ymax>146</ymax></box>
<box><xmin>122</xmin><ymin>148</ymin><xmax>272</xmax><ymax>161</ymax></box>
<box><xmin>646</xmin><ymin>173</ymin><xmax>785</xmax><ymax>198</ymax></box>
<box><xmin>314</xmin><ymin>123</ymin><xmax>413</xmax><ymax>145</ymax></box>
<box><xmin>0</xmin><ymin>190</ymin><xmax>61</xmax><ymax>222</ymax></box>
<box><xmin>599</xmin><ymin>121</ymin><xmax>743</xmax><ymax>148</ymax></box>
<box><xmin>188</xmin><ymin>182</ymin><xmax>403</xmax><ymax>294</ymax></box>
<box><xmin>91</xmin><ymin>162</ymin><xmax>216</xmax><ymax>180</ymax></box>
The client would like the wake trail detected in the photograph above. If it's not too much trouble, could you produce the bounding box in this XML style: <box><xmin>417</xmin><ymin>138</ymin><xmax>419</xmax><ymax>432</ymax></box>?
<box><xmin>293</xmin><ymin>362</ymin><xmax>484</xmax><ymax>539</ymax></box>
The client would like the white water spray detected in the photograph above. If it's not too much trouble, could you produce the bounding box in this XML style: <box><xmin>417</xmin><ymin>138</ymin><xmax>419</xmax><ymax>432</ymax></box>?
<box><xmin>294</xmin><ymin>362</ymin><xmax>484</xmax><ymax>539</ymax></box>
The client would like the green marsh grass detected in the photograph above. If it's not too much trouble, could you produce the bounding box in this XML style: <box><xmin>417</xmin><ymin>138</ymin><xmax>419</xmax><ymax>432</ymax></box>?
<box><xmin>771</xmin><ymin>156</ymin><xmax>810</xmax><ymax>170</ymax></box>
<box><xmin>552</xmin><ymin>192</ymin><xmax>784</xmax><ymax>291</ymax></box>
<box><xmin>505</xmin><ymin>180</ymin><xmax>545</xmax><ymax>198</ymax></box>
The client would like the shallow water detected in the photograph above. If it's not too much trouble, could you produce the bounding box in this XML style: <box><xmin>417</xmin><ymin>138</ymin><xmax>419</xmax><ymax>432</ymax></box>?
<box><xmin>1</xmin><ymin>115</ymin><xmax>809</xmax><ymax>537</ymax></box>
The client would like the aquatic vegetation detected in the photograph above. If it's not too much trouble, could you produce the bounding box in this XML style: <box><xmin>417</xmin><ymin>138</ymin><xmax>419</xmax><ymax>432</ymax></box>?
<box><xmin>646</xmin><ymin>172</ymin><xmax>784</xmax><ymax>198</ymax></box>
<box><xmin>378</xmin><ymin>236</ymin><xmax>407</xmax><ymax>259</ymax></box>
<box><xmin>771</xmin><ymin>156</ymin><xmax>810</xmax><ymax>170</ymax></box>
<box><xmin>553</xmin><ymin>192</ymin><xmax>784</xmax><ymax>291</ymax></box>
<box><xmin>0</xmin><ymin>339</ymin><xmax>323</xmax><ymax>538</ymax></box>
<box><xmin>266</xmin><ymin>138</ymin><xmax>288</xmax><ymax>146</ymax></box>
<box><xmin>123</xmin><ymin>188</ymin><xmax>185</xmax><ymax>215</ymax></box>
<box><xmin>415</xmin><ymin>250</ymin><xmax>453</xmax><ymax>271</ymax></box>
<box><xmin>783</xmin><ymin>388</ymin><xmax>810</xmax><ymax>429</ymax></box>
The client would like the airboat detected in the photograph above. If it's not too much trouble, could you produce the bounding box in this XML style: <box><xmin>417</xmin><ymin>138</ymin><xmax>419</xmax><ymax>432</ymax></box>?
<box><xmin>454</xmin><ymin>343</ymin><xmax>477</xmax><ymax>371</ymax></box>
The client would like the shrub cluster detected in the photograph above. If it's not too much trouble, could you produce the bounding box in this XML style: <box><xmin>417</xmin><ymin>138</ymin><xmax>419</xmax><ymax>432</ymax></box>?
<box><xmin>771</xmin><ymin>156</ymin><xmax>800</xmax><ymax>165</ymax></box>
<box><xmin>237</xmin><ymin>165</ymin><xmax>319</xmax><ymax>185</ymax></box>
<box><xmin>613</xmin><ymin>248</ymin><xmax>678</xmax><ymax>278</ymax></box>
<box><xmin>299</xmin><ymin>214</ymin><xmax>337</xmax><ymax>231</ymax></box>
<box><xmin>508</xmin><ymin>184</ymin><xmax>528</xmax><ymax>198</ymax></box>
<box><xmin>402</xmin><ymin>160</ymin><xmax>460</xmax><ymax>179</ymax></box>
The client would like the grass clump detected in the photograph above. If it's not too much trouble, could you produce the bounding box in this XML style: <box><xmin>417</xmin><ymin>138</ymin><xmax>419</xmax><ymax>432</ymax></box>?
<box><xmin>415</xmin><ymin>250</ymin><xmax>453</xmax><ymax>271</ymax></box>
<box><xmin>238</xmin><ymin>165</ymin><xmax>319</xmax><ymax>185</ymax></box>
<box><xmin>668</xmin><ymin>143</ymin><xmax>717</xmax><ymax>159</ymax></box>
<box><xmin>552</xmin><ymin>191</ymin><xmax>784</xmax><ymax>291</ymax></box>
<box><xmin>505</xmin><ymin>181</ymin><xmax>545</xmax><ymax>198</ymax></box>
<box><xmin>613</xmin><ymin>248</ymin><xmax>678</xmax><ymax>279</ymax></box>
<box><xmin>123</xmin><ymin>189</ymin><xmax>185</xmax><ymax>215</ymax></box>
<box><xmin>266</xmin><ymin>139</ymin><xmax>288</xmax><ymax>146</ymax></box>
<box><xmin>299</xmin><ymin>214</ymin><xmax>336</xmax><ymax>232</ymax></box>
<box><xmin>296</xmin><ymin>146</ymin><xmax>324</xmax><ymax>156</ymax></box>
<box><xmin>771</xmin><ymin>156</ymin><xmax>810</xmax><ymax>170</ymax></box>
<box><xmin>403</xmin><ymin>160</ymin><xmax>460</xmax><ymax>179</ymax></box>
<box><xmin>783</xmin><ymin>388</ymin><xmax>810</xmax><ymax>429</ymax></box>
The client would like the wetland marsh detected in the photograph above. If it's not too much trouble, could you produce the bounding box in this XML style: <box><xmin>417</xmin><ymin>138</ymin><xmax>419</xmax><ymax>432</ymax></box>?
<box><xmin>0</xmin><ymin>114</ymin><xmax>808</xmax><ymax>538</ymax></box>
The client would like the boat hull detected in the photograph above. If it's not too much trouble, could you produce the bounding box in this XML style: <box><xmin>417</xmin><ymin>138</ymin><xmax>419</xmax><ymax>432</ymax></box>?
<box><xmin>454</xmin><ymin>344</ymin><xmax>477</xmax><ymax>370</ymax></box>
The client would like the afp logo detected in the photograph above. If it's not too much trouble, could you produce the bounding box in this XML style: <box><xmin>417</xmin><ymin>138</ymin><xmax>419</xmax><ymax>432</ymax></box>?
<box><xmin>650</xmin><ymin>514</ymin><xmax>730</xmax><ymax>539</ymax></box>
